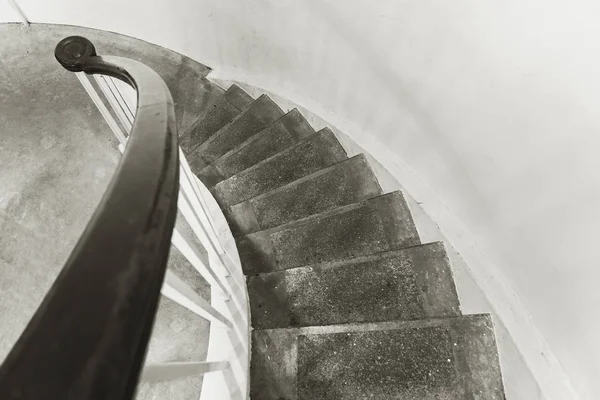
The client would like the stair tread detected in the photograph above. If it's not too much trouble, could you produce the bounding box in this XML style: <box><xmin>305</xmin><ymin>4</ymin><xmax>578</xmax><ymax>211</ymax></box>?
<box><xmin>179</xmin><ymin>84</ymin><xmax>252</xmax><ymax>154</ymax></box>
<box><xmin>251</xmin><ymin>314</ymin><xmax>505</xmax><ymax>400</ymax></box>
<box><xmin>227</xmin><ymin>154</ymin><xmax>383</xmax><ymax>236</ymax></box>
<box><xmin>248</xmin><ymin>242</ymin><xmax>461</xmax><ymax>329</ymax></box>
<box><xmin>238</xmin><ymin>191</ymin><xmax>420</xmax><ymax>275</ymax></box>
<box><xmin>212</xmin><ymin>128</ymin><xmax>347</xmax><ymax>207</ymax></box>
<box><xmin>197</xmin><ymin>108</ymin><xmax>315</xmax><ymax>187</ymax></box>
<box><xmin>188</xmin><ymin>94</ymin><xmax>285</xmax><ymax>172</ymax></box>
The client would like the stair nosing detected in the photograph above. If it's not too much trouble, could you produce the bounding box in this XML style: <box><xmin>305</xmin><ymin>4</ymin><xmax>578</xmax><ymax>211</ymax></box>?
<box><xmin>192</xmin><ymin>94</ymin><xmax>284</xmax><ymax>157</ymax></box>
<box><xmin>223</xmin><ymin>83</ymin><xmax>255</xmax><ymax>109</ymax></box>
<box><xmin>234</xmin><ymin>154</ymin><xmax>374</xmax><ymax>208</ymax></box>
<box><xmin>244</xmin><ymin>190</ymin><xmax>404</xmax><ymax>238</ymax></box>
<box><xmin>180</xmin><ymin>84</ymin><xmax>252</xmax><ymax>146</ymax></box>
<box><xmin>252</xmin><ymin>313</ymin><xmax>493</xmax><ymax>334</ymax></box>
<box><xmin>213</xmin><ymin>127</ymin><xmax>339</xmax><ymax>194</ymax></box>
<box><xmin>246</xmin><ymin>241</ymin><xmax>445</xmax><ymax>279</ymax></box>
<box><xmin>204</xmin><ymin>108</ymin><xmax>305</xmax><ymax>176</ymax></box>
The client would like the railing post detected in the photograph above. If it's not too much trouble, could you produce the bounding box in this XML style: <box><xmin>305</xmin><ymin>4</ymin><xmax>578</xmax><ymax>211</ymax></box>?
<box><xmin>93</xmin><ymin>75</ymin><xmax>133</xmax><ymax>132</ymax></box>
<box><xmin>75</xmin><ymin>72</ymin><xmax>128</xmax><ymax>144</ymax></box>
<box><xmin>140</xmin><ymin>361</ymin><xmax>230</xmax><ymax>382</ymax></box>
<box><xmin>162</xmin><ymin>270</ymin><xmax>233</xmax><ymax>329</ymax></box>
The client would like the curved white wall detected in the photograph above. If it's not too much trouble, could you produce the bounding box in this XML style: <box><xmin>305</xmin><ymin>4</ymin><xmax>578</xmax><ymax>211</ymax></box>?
<box><xmin>2</xmin><ymin>0</ymin><xmax>598</xmax><ymax>398</ymax></box>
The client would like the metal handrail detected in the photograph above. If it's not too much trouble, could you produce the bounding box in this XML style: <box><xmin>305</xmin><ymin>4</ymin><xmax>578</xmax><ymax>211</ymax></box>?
<box><xmin>0</xmin><ymin>36</ymin><xmax>179</xmax><ymax>400</ymax></box>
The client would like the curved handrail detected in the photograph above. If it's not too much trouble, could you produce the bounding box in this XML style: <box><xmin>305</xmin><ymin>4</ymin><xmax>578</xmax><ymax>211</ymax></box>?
<box><xmin>0</xmin><ymin>36</ymin><xmax>179</xmax><ymax>400</ymax></box>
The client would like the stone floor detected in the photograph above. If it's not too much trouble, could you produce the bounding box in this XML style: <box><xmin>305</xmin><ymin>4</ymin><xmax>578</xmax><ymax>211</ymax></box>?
<box><xmin>0</xmin><ymin>24</ymin><xmax>220</xmax><ymax>387</ymax></box>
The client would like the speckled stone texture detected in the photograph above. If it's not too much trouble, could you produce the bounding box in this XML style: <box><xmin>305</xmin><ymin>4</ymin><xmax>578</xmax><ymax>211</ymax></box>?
<box><xmin>189</xmin><ymin>95</ymin><xmax>284</xmax><ymax>173</ymax></box>
<box><xmin>180</xmin><ymin>84</ymin><xmax>253</xmax><ymax>155</ymax></box>
<box><xmin>227</xmin><ymin>154</ymin><xmax>382</xmax><ymax>235</ymax></box>
<box><xmin>197</xmin><ymin>109</ymin><xmax>315</xmax><ymax>187</ymax></box>
<box><xmin>238</xmin><ymin>192</ymin><xmax>420</xmax><ymax>275</ymax></box>
<box><xmin>247</xmin><ymin>242</ymin><xmax>461</xmax><ymax>329</ymax></box>
<box><xmin>0</xmin><ymin>24</ymin><xmax>216</xmax><ymax>400</ymax></box>
<box><xmin>0</xmin><ymin>24</ymin><xmax>221</xmax><ymax>137</ymax></box>
<box><xmin>212</xmin><ymin>128</ymin><xmax>347</xmax><ymax>207</ymax></box>
<box><xmin>251</xmin><ymin>315</ymin><xmax>505</xmax><ymax>400</ymax></box>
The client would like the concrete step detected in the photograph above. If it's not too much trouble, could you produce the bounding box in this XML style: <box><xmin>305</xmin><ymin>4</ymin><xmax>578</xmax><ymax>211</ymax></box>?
<box><xmin>212</xmin><ymin>128</ymin><xmax>347</xmax><ymax>207</ymax></box>
<box><xmin>179</xmin><ymin>84</ymin><xmax>253</xmax><ymax>154</ymax></box>
<box><xmin>251</xmin><ymin>315</ymin><xmax>505</xmax><ymax>400</ymax></box>
<box><xmin>247</xmin><ymin>242</ymin><xmax>461</xmax><ymax>329</ymax></box>
<box><xmin>197</xmin><ymin>108</ymin><xmax>315</xmax><ymax>187</ymax></box>
<box><xmin>188</xmin><ymin>95</ymin><xmax>284</xmax><ymax>174</ymax></box>
<box><xmin>227</xmin><ymin>154</ymin><xmax>382</xmax><ymax>236</ymax></box>
<box><xmin>238</xmin><ymin>191</ymin><xmax>420</xmax><ymax>275</ymax></box>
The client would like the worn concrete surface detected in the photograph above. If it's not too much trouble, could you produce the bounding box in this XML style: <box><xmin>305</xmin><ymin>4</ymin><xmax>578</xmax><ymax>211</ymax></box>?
<box><xmin>0</xmin><ymin>23</ymin><xmax>216</xmax><ymax>396</ymax></box>
<box><xmin>229</xmin><ymin>154</ymin><xmax>382</xmax><ymax>235</ymax></box>
<box><xmin>299</xmin><ymin>326</ymin><xmax>458</xmax><ymax>399</ymax></box>
<box><xmin>0</xmin><ymin>24</ymin><xmax>222</xmax><ymax>134</ymax></box>
<box><xmin>247</xmin><ymin>242</ymin><xmax>461</xmax><ymax>329</ymax></box>
<box><xmin>251</xmin><ymin>315</ymin><xmax>505</xmax><ymax>400</ymax></box>
<box><xmin>200</xmin><ymin>108</ymin><xmax>316</xmax><ymax>186</ymax></box>
<box><xmin>191</xmin><ymin>94</ymin><xmax>284</xmax><ymax>171</ymax></box>
<box><xmin>180</xmin><ymin>84</ymin><xmax>253</xmax><ymax>155</ymax></box>
<box><xmin>213</xmin><ymin>128</ymin><xmax>347</xmax><ymax>207</ymax></box>
<box><xmin>238</xmin><ymin>192</ymin><xmax>420</xmax><ymax>275</ymax></box>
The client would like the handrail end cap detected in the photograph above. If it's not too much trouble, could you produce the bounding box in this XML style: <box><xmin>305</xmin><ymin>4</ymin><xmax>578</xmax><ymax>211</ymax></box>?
<box><xmin>55</xmin><ymin>36</ymin><xmax>97</xmax><ymax>72</ymax></box>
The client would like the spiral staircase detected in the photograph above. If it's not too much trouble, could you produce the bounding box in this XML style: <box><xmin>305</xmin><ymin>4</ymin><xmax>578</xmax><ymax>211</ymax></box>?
<box><xmin>180</xmin><ymin>83</ymin><xmax>506</xmax><ymax>399</ymax></box>
<box><xmin>0</xmin><ymin>34</ymin><xmax>506</xmax><ymax>400</ymax></box>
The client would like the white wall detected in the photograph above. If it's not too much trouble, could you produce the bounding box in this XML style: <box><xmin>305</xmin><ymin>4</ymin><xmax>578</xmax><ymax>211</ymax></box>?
<box><xmin>213</xmin><ymin>78</ymin><xmax>545</xmax><ymax>399</ymax></box>
<box><xmin>2</xmin><ymin>0</ymin><xmax>598</xmax><ymax>398</ymax></box>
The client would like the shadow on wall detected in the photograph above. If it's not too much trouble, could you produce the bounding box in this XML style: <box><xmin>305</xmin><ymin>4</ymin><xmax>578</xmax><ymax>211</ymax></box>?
<box><xmin>304</xmin><ymin>0</ymin><xmax>487</xmax><ymax>213</ymax></box>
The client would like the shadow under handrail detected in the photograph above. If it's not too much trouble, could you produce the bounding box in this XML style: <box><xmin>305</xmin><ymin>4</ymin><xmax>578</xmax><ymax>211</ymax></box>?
<box><xmin>0</xmin><ymin>36</ymin><xmax>179</xmax><ymax>400</ymax></box>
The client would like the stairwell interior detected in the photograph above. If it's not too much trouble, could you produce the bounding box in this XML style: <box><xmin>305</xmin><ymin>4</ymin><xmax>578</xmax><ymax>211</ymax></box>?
<box><xmin>179</xmin><ymin>82</ymin><xmax>506</xmax><ymax>399</ymax></box>
<box><xmin>0</xmin><ymin>24</ymin><xmax>508</xmax><ymax>399</ymax></box>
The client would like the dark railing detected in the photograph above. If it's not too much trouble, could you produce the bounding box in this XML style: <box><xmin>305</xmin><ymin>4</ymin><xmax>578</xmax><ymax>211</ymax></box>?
<box><xmin>0</xmin><ymin>36</ymin><xmax>179</xmax><ymax>400</ymax></box>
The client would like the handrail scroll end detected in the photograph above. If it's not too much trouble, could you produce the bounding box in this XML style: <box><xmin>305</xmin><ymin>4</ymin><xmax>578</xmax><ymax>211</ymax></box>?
<box><xmin>55</xmin><ymin>36</ymin><xmax>97</xmax><ymax>72</ymax></box>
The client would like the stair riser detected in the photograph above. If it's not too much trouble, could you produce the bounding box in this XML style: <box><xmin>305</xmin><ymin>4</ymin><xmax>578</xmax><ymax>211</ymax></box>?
<box><xmin>228</xmin><ymin>155</ymin><xmax>382</xmax><ymax>235</ymax></box>
<box><xmin>212</xmin><ymin>129</ymin><xmax>347</xmax><ymax>207</ymax></box>
<box><xmin>248</xmin><ymin>242</ymin><xmax>461</xmax><ymax>329</ymax></box>
<box><xmin>197</xmin><ymin>109</ymin><xmax>315</xmax><ymax>187</ymax></box>
<box><xmin>180</xmin><ymin>84</ymin><xmax>252</xmax><ymax>154</ymax></box>
<box><xmin>251</xmin><ymin>316</ymin><xmax>505</xmax><ymax>400</ymax></box>
<box><xmin>239</xmin><ymin>192</ymin><xmax>420</xmax><ymax>275</ymax></box>
<box><xmin>191</xmin><ymin>95</ymin><xmax>284</xmax><ymax>168</ymax></box>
